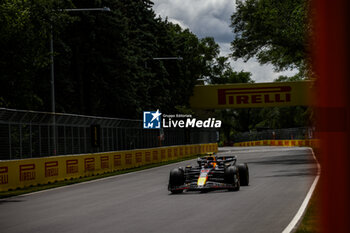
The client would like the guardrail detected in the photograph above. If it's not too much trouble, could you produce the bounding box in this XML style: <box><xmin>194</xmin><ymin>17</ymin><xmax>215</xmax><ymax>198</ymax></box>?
<box><xmin>0</xmin><ymin>143</ymin><xmax>218</xmax><ymax>191</ymax></box>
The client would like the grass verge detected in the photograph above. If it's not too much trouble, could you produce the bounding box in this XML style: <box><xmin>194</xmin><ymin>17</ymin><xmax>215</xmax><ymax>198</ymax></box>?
<box><xmin>295</xmin><ymin>178</ymin><xmax>321</xmax><ymax>233</ymax></box>
<box><xmin>0</xmin><ymin>154</ymin><xmax>201</xmax><ymax>199</ymax></box>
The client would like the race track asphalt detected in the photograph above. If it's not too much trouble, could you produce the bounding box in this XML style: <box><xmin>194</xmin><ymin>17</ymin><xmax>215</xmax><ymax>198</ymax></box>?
<box><xmin>0</xmin><ymin>146</ymin><xmax>318</xmax><ymax>233</ymax></box>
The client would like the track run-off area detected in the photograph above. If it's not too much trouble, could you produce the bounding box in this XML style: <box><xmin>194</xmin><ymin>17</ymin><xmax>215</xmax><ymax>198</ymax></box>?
<box><xmin>0</xmin><ymin>146</ymin><xmax>318</xmax><ymax>233</ymax></box>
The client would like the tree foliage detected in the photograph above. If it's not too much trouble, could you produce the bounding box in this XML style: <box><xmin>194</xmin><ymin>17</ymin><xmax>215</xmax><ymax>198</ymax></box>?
<box><xmin>230</xmin><ymin>0</ymin><xmax>310</xmax><ymax>72</ymax></box>
<box><xmin>0</xmin><ymin>0</ymin><xmax>224</xmax><ymax>118</ymax></box>
<box><xmin>0</xmin><ymin>0</ymin><xmax>74</xmax><ymax>109</ymax></box>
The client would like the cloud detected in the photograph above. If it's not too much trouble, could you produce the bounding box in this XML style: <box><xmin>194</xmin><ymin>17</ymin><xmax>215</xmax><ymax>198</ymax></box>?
<box><xmin>152</xmin><ymin>0</ymin><xmax>297</xmax><ymax>83</ymax></box>
<box><xmin>153</xmin><ymin>0</ymin><xmax>235</xmax><ymax>43</ymax></box>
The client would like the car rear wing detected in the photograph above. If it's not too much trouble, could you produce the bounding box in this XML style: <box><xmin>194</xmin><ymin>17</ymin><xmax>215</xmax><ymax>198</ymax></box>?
<box><xmin>216</xmin><ymin>155</ymin><xmax>236</xmax><ymax>162</ymax></box>
<box><xmin>197</xmin><ymin>155</ymin><xmax>237</xmax><ymax>166</ymax></box>
<box><xmin>216</xmin><ymin>155</ymin><xmax>236</xmax><ymax>165</ymax></box>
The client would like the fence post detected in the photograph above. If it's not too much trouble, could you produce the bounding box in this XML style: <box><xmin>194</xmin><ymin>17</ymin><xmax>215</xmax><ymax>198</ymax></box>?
<box><xmin>8</xmin><ymin>123</ymin><xmax>12</xmax><ymax>159</ymax></box>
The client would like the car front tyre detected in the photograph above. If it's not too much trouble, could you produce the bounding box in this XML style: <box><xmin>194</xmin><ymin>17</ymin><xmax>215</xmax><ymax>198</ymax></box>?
<box><xmin>238</xmin><ymin>163</ymin><xmax>249</xmax><ymax>186</ymax></box>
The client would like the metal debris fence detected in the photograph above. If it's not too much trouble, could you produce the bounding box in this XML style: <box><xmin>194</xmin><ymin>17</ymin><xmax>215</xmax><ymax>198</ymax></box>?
<box><xmin>0</xmin><ymin>108</ymin><xmax>217</xmax><ymax>160</ymax></box>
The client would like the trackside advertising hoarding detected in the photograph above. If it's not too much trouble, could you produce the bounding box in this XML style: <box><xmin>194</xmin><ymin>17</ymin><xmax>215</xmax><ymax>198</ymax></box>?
<box><xmin>233</xmin><ymin>139</ymin><xmax>320</xmax><ymax>148</ymax></box>
<box><xmin>0</xmin><ymin>143</ymin><xmax>218</xmax><ymax>192</ymax></box>
<box><xmin>189</xmin><ymin>81</ymin><xmax>313</xmax><ymax>109</ymax></box>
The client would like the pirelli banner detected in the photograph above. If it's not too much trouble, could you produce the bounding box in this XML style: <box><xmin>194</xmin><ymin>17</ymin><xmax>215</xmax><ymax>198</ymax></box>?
<box><xmin>0</xmin><ymin>143</ymin><xmax>218</xmax><ymax>192</ymax></box>
<box><xmin>190</xmin><ymin>81</ymin><xmax>313</xmax><ymax>109</ymax></box>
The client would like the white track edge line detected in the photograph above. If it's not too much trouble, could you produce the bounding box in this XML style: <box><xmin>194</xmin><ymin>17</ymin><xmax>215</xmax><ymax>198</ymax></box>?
<box><xmin>281</xmin><ymin>148</ymin><xmax>321</xmax><ymax>233</ymax></box>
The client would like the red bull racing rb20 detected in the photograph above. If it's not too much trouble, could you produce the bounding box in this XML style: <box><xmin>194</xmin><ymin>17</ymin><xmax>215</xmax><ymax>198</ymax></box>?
<box><xmin>168</xmin><ymin>153</ymin><xmax>249</xmax><ymax>194</ymax></box>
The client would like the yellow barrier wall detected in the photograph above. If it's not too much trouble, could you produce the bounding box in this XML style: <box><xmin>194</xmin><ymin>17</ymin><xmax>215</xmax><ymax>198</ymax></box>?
<box><xmin>0</xmin><ymin>143</ymin><xmax>218</xmax><ymax>192</ymax></box>
<box><xmin>233</xmin><ymin>139</ymin><xmax>320</xmax><ymax>148</ymax></box>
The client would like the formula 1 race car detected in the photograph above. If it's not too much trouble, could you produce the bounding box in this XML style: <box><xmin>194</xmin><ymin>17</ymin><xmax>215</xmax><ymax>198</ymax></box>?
<box><xmin>168</xmin><ymin>153</ymin><xmax>249</xmax><ymax>194</ymax></box>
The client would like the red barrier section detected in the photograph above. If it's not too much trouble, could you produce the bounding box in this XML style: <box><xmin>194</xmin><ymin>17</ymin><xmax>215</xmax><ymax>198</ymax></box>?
<box><xmin>312</xmin><ymin>0</ymin><xmax>350</xmax><ymax>232</ymax></box>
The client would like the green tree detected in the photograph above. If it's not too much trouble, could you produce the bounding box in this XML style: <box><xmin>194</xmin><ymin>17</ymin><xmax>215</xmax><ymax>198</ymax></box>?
<box><xmin>0</xmin><ymin>0</ymin><xmax>240</xmax><ymax>120</ymax></box>
<box><xmin>54</xmin><ymin>1</ymin><xmax>223</xmax><ymax>117</ymax></box>
<box><xmin>226</xmin><ymin>0</ymin><xmax>312</xmax><ymax>142</ymax></box>
<box><xmin>230</xmin><ymin>0</ymin><xmax>310</xmax><ymax>73</ymax></box>
<box><xmin>0</xmin><ymin>0</ymin><xmax>73</xmax><ymax>110</ymax></box>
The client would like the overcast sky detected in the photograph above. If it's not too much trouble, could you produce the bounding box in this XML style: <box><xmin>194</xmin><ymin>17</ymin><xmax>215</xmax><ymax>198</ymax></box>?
<box><xmin>152</xmin><ymin>0</ymin><xmax>297</xmax><ymax>83</ymax></box>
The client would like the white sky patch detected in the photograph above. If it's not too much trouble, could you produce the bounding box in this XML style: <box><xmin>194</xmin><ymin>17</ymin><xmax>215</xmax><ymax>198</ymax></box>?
<box><xmin>219</xmin><ymin>43</ymin><xmax>298</xmax><ymax>82</ymax></box>
<box><xmin>233</xmin><ymin>58</ymin><xmax>298</xmax><ymax>82</ymax></box>
<box><xmin>167</xmin><ymin>18</ymin><xmax>190</xmax><ymax>29</ymax></box>
<box><xmin>152</xmin><ymin>0</ymin><xmax>298</xmax><ymax>83</ymax></box>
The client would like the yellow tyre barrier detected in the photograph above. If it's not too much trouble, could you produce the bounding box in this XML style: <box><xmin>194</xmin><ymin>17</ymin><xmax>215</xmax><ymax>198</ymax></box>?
<box><xmin>233</xmin><ymin>139</ymin><xmax>320</xmax><ymax>148</ymax></box>
<box><xmin>0</xmin><ymin>143</ymin><xmax>218</xmax><ymax>192</ymax></box>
